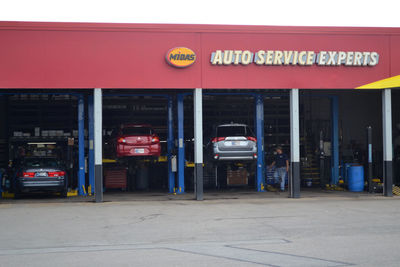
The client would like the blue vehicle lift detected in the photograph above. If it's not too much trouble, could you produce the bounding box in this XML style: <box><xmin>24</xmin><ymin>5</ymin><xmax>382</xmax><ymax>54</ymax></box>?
<box><xmin>310</xmin><ymin>94</ymin><xmax>340</xmax><ymax>185</ymax></box>
<box><xmin>176</xmin><ymin>93</ymin><xmax>187</xmax><ymax>194</ymax></box>
<box><xmin>102</xmin><ymin>93</ymin><xmax>176</xmax><ymax>193</ymax></box>
<box><xmin>255</xmin><ymin>94</ymin><xmax>265</xmax><ymax>192</ymax></box>
<box><xmin>176</xmin><ymin>92</ymin><xmax>269</xmax><ymax>193</ymax></box>
<box><xmin>331</xmin><ymin>95</ymin><xmax>339</xmax><ymax>185</ymax></box>
<box><xmin>88</xmin><ymin>95</ymin><xmax>95</xmax><ymax>195</ymax></box>
<box><xmin>167</xmin><ymin>96</ymin><xmax>176</xmax><ymax>193</ymax></box>
<box><xmin>77</xmin><ymin>95</ymin><xmax>86</xmax><ymax>195</ymax></box>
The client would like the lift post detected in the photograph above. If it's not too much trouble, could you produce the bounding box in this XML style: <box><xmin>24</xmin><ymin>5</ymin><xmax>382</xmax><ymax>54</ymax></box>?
<box><xmin>255</xmin><ymin>94</ymin><xmax>265</xmax><ymax>192</ymax></box>
<box><xmin>366</xmin><ymin>126</ymin><xmax>373</xmax><ymax>193</ymax></box>
<box><xmin>331</xmin><ymin>95</ymin><xmax>339</xmax><ymax>185</ymax></box>
<box><xmin>77</xmin><ymin>95</ymin><xmax>86</xmax><ymax>196</ymax></box>
<box><xmin>177</xmin><ymin>94</ymin><xmax>185</xmax><ymax>194</ymax></box>
<box><xmin>167</xmin><ymin>96</ymin><xmax>175</xmax><ymax>193</ymax></box>
<box><xmin>88</xmin><ymin>95</ymin><xmax>95</xmax><ymax>195</ymax></box>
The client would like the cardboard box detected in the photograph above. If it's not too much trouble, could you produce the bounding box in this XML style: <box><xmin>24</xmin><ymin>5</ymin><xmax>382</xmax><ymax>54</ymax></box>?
<box><xmin>227</xmin><ymin>168</ymin><xmax>248</xmax><ymax>186</ymax></box>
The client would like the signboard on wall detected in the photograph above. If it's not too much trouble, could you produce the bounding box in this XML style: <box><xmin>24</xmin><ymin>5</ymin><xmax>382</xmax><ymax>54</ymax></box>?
<box><xmin>0</xmin><ymin>22</ymin><xmax>399</xmax><ymax>89</ymax></box>
<box><xmin>210</xmin><ymin>50</ymin><xmax>379</xmax><ymax>67</ymax></box>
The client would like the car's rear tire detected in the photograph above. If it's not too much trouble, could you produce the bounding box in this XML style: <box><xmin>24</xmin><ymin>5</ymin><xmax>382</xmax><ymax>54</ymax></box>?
<box><xmin>14</xmin><ymin>191</ymin><xmax>22</xmax><ymax>199</ymax></box>
<box><xmin>60</xmin><ymin>188</ymin><xmax>68</xmax><ymax>198</ymax></box>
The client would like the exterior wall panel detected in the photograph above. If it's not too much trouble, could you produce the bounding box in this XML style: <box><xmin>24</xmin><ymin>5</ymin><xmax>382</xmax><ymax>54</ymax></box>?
<box><xmin>0</xmin><ymin>22</ymin><xmax>399</xmax><ymax>89</ymax></box>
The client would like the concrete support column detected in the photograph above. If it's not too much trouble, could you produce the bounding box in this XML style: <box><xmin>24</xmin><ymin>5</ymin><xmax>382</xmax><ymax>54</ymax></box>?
<box><xmin>290</xmin><ymin>89</ymin><xmax>300</xmax><ymax>198</ymax></box>
<box><xmin>177</xmin><ymin>94</ymin><xmax>185</xmax><ymax>194</ymax></box>
<box><xmin>255</xmin><ymin>94</ymin><xmax>265</xmax><ymax>192</ymax></box>
<box><xmin>94</xmin><ymin>88</ymin><xmax>103</xmax><ymax>202</ymax></box>
<box><xmin>88</xmin><ymin>95</ymin><xmax>95</xmax><ymax>195</ymax></box>
<box><xmin>194</xmin><ymin>88</ymin><xmax>203</xmax><ymax>201</ymax></box>
<box><xmin>77</xmin><ymin>95</ymin><xmax>86</xmax><ymax>196</ymax></box>
<box><xmin>382</xmin><ymin>89</ymin><xmax>393</xmax><ymax>197</ymax></box>
<box><xmin>167</xmin><ymin>96</ymin><xmax>176</xmax><ymax>193</ymax></box>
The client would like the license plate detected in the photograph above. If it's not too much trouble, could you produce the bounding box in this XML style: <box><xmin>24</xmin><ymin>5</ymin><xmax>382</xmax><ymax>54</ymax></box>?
<box><xmin>226</xmin><ymin>141</ymin><xmax>246</xmax><ymax>146</ymax></box>
<box><xmin>135</xmin><ymin>148</ymin><xmax>145</xmax><ymax>153</ymax></box>
<box><xmin>35</xmin><ymin>172</ymin><xmax>48</xmax><ymax>177</ymax></box>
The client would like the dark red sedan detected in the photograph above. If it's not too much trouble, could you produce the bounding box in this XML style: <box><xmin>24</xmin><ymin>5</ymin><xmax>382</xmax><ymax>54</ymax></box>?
<box><xmin>114</xmin><ymin>124</ymin><xmax>161</xmax><ymax>158</ymax></box>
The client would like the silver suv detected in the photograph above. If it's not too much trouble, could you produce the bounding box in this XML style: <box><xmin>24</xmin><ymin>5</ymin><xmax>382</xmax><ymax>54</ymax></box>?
<box><xmin>211</xmin><ymin>123</ymin><xmax>257</xmax><ymax>161</ymax></box>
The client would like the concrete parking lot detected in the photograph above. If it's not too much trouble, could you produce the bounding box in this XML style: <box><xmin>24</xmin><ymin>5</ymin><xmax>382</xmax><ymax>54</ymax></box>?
<box><xmin>1</xmin><ymin>193</ymin><xmax>400</xmax><ymax>266</ymax></box>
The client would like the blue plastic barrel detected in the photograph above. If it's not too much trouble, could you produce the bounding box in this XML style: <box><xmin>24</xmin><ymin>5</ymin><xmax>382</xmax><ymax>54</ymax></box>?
<box><xmin>348</xmin><ymin>165</ymin><xmax>364</xmax><ymax>192</ymax></box>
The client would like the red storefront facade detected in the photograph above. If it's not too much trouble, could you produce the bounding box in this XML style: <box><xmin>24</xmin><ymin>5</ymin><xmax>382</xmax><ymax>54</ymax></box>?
<box><xmin>0</xmin><ymin>21</ymin><xmax>399</xmax><ymax>201</ymax></box>
<box><xmin>0</xmin><ymin>21</ymin><xmax>399</xmax><ymax>89</ymax></box>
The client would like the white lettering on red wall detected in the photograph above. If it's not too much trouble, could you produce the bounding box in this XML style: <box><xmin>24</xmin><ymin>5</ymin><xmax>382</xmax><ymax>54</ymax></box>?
<box><xmin>210</xmin><ymin>50</ymin><xmax>379</xmax><ymax>66</ymax></box>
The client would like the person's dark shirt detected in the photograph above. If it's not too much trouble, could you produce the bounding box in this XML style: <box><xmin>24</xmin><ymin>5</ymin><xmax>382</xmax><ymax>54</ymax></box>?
<box><xmin>275</xmin><ymin>153</ymin><xmax>288</xmax><ymax>168</ymax></box>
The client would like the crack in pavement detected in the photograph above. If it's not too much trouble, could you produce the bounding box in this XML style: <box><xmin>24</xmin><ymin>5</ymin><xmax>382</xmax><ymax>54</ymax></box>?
<box><xmin>0</xmin><ymin>239</ymin><xmax>354</xmax><ymax>266</ymax></box>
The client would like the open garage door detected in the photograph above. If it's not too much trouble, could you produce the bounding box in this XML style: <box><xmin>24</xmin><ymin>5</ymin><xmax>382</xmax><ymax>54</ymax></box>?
<box><xmin>300</xmin><ymin>90</ymin><xmax>385</xmax><ymax>194</ymax></box>
<box><xmin>0</xmin><ymin>91</ymin><xmax>86</xmax><ymax>199</ymax></box>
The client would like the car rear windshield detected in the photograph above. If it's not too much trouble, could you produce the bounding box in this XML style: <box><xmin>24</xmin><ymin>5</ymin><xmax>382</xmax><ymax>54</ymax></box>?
<box><xmin>217</xmin><ymin>126</ymin><xmax>251</xmax><ymax>137</ymax></box>
<box><xmin>24</xmin><ymin>158</ymin><xmax>59</xmax><ymax>168</ymax></box>
<box><xmin>121</xmin><ymin>127</ymin><xmax>153</xmax><ymax>136</ymax></box>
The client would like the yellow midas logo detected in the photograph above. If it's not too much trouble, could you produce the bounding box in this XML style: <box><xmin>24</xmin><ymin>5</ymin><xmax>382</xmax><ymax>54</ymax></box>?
<box><xmin>166</xmin><ymin>47</ymin><xmax>196</xmax><ymax>68</ymax></box>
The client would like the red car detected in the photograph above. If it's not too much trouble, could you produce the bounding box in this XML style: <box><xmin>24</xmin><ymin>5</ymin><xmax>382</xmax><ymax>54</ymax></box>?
<box><xmin>114</xmin><ymin>124</ymin><xmax>161</xmax><ymax>158</ymax></box>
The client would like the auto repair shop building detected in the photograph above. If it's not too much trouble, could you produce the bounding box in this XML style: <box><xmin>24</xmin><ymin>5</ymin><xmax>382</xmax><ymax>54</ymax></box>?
<box><xmin>0</xmin><ymin>21</ymin><xmax>400</xmax><ymax>201</ymax></box>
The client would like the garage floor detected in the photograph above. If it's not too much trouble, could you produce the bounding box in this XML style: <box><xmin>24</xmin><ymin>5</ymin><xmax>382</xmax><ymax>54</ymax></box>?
<box><xmin>0</xmin><ymin>194</ymin><xmax>399</xmax><ymax>266</ymax></box>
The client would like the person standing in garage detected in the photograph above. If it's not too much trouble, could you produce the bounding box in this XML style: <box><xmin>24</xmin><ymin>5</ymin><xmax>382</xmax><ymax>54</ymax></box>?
<box><xmin>269</xmin><ymin>146</ymin><xmax>289</xmax><ymax>192</ymax></box>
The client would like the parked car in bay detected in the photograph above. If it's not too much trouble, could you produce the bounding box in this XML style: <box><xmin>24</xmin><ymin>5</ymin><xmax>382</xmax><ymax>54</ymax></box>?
<box><xmin>13</xmin><ymin>157</ymin><xmax>68</xmax><ymax>197</ymax></box>
<box><xmin>113</xmin><ymin>124</ymin><xmax>161</xmax><ymax>158</ymax></box>
<box><xmin>210</xmin><ymin>123</ymin><xmax>257</xmax><ymax>162</ymax></box>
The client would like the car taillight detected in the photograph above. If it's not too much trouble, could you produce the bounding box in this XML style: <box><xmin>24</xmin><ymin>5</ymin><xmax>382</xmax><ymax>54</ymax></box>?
<box><xmin>212</xmin><ymin>137</ymin><xmax>226</xmax><ymax>143</ymax></box>
<box><xmin>23</xmin><ymin>172</ymin><xmax>35</xmax><ymax>178</ymax></box>
<box><xmin>151</xmin><ymin>136</ymin><xmax>160</xmax><ymax>143</ymax></box>
<box><xmin>118</xmin><ymin>137</ymin><xmax>126</xmax><ymax>143</ymax></box>
<box><xmin>48</xmin><ymin>171</ymin><xmax>66</xmax><ymax>177</ymax></box>
<box><xmin>247</xmin><ymin>136</ymin><xmax>257</xmax><ymax>142</ymax></box>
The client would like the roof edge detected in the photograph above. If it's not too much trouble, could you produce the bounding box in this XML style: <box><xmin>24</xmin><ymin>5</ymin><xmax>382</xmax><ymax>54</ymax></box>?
<box><xmin>1</xmin><ymin>21</ymin><xmax>400</xmax><ymax>35</ymax></box>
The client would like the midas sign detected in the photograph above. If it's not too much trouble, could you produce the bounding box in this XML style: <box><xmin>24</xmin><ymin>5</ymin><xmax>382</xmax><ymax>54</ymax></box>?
<box><xmin>166</xmin><ymin>47</ymin><xmax>196</xmax><ymax>68</ymax></box>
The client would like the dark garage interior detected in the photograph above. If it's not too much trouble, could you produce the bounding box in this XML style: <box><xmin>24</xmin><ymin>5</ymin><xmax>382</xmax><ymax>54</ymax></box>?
<box><xmin>0</xmin><ymin>88</ymin><xmax>397</xmax><ymax>199</ymax></box>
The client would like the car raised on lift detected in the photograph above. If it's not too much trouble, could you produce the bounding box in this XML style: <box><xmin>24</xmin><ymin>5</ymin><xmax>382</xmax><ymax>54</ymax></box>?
<box><xmin>211</xmin><ymin>123</ymin><xmax>257</xmax><ymax>162</ymax></box>
<box><xmin>114</xmin><ymin>124</ymin><xmax>161</xmax><ymax>158</ymax></box>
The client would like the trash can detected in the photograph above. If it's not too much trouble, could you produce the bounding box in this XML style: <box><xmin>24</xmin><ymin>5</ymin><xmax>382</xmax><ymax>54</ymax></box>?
<box><xmin>348</xmin><ymin>165</ymin><xmax>364</xmax><ymax>192</ymax></box>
